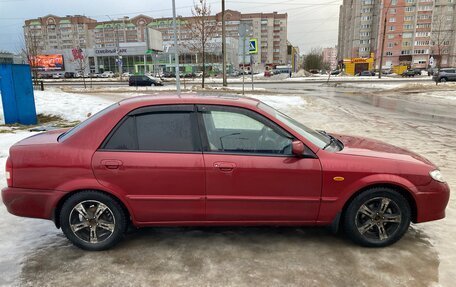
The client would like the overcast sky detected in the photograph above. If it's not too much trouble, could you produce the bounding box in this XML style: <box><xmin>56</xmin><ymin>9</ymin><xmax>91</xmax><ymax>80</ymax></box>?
<box><xmin>0</xmin><ymin>0</ymin><xmax>342</xmax><ymax>54</ymax></box>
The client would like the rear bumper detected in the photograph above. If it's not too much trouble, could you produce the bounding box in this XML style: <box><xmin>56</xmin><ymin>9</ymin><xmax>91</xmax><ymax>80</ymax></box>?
<box><xmin>415</xmin><ymin>180</ymin><xmax>450</xmax><ymax>223</ymax></box>
<box><xmin>1</xmin><ymin>187</ymin><xmax>66</xmax><ymax>221</ymax></box>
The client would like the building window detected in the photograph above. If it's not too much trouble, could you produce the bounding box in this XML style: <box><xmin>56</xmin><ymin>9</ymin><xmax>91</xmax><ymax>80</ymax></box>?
<box><xmin>388</xmin><ymin>42</ymin><xmax>394</xmax><ymax>48</ymax></box>
<box><xmin>403</xmin><ymin>32</ymin><xmax>413</xmax><ymax>38</ymax></box>
<box><xmin>389</xmin><ymin>17</ymin><xmax>396</xmax><ymax>22</ymax></box>
<box><xmin>388</xmin><ymin>34</ymin><xmax>395</xmax><ymax>39</ymax></box>
<box><xmin>386</xmin><ymin>51</ymin><xmax>393</xmax><ymax>56</ymax></box>
<box><xmin>405</xmin><ymin>6</ymin><xmax>415</xmax><ymax>12</ymax></box>
<box><xmin>389</xmin><ymin>26</ymin><xmax>395</xmax><ymax>31</ymax></box>
<box><xmin>389</xmin><ymin>8</ymin><xmax>397</xmax><ymax>14</ymax></box>
<box><xmin>418</xmin><ymin>5</ymin><xmax>432</xmax><ymax>11</ymax></box>
<box><xmin>403</xmin><ymin>24</ymin><xmax>413</xmax><ymax>29</ymax></box>
<box><xmin>404</xmin><ymin>16</ymin><xmax>414</xmax><ymax>21</ymax></box>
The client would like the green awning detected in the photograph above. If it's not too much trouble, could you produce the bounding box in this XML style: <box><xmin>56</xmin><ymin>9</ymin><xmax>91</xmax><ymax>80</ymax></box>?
<box><xmin>29</xmin><ymin>21</ymin><xmax>41</xmax><ymax>26</ymax></box>
<box><xmin>59</xmin><ymin>19</ymin><xmax>71</xmax><ymax>24</ymax></box>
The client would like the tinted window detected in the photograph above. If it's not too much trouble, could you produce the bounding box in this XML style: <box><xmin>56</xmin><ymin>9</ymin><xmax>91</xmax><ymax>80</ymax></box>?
<box><xmin>103</xmin><ymin>111</ymin><xmax>199</xmax><ymax>152</ymax></box>
<box><xmin>104</xmin><ymin>117</ymin><xmax>137</xmax><ymax>150</ymax></box>
<box><xmin>201</xmin><ymin>109</ymin><xmax>292</xmax><ymax>155</ymax></box>
<box><xmin>136</xmin><ymin>112</ymin><xmax>197</xmax><ymax>151</ymax></box>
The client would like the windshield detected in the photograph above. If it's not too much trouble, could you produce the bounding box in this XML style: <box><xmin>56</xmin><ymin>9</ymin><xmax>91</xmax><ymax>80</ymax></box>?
<box><xmin>58</xmin><ymin>103</ymin><xmax>118</xmax><ymax>142</ymax></box>
<box><xmin>258</xmin><ymin>102</ymin><xmax>330</xmax><ymax>149</ymax></box>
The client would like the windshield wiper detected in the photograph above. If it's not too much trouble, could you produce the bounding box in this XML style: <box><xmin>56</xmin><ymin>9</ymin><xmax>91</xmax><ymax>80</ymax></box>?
<box><xmin>318</xmin><ymin>130</ymin><xmax>342</xmax><ymax>150</ymax></box>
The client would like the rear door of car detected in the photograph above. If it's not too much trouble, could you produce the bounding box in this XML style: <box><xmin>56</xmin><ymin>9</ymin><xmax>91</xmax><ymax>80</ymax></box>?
<box><xmin>197</xmin><ymin>105</ymin><xmax>322</xmax><ymax>222</ymax></box>
<box><xmin>92</xmin><ymin>104</ymin><xmax>206</xmax><ymax>223</ymax></box>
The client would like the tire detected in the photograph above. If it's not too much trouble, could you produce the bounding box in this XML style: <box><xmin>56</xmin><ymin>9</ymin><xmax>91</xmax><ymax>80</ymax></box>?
<box><xmin>60</xmin><ymin>191</ymin><xmax>127</xmax><ymax>251</ymax></box>
<box><xmin>343</xmin><ymin>187</ymin><xmax>411</xmax><ymax>247</ymax></box>
<box><xmin>440</xmin><ymin>77</ymin><xmax>447</xmax><ymax>83</ymax></box>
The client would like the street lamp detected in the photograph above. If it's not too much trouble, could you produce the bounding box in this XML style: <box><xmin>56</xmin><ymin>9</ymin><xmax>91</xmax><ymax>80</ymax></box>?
<box><xmin>106</xmin><ymin>15</ymin><xmax>121</xmax><ymax>75</ymax></box>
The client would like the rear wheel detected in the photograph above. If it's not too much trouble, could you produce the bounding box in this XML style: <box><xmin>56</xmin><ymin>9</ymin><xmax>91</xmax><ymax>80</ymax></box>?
<box><xmin>60</xmin><ymin>191</ymin><xmax>127</xmax><ymax>251</ymax></box>
<box><xmin>440</xmin><ymin>77</ymin><xmax>447</xmax><ymax>82</ymax></box>
<box><xmin>343</xmin><ymin>188</ymin><xmax>411</xmax><ymax>247</ymax></box>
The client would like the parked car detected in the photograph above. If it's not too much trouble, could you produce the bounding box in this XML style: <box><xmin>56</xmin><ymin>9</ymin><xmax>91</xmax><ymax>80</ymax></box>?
<box><xmin>121</xmin><ymin>72</ymin><xmax>134</xmax><ymax>78</ymax></box>
<box><xmin>359</xmin><ymin>71</ymin><xmax>375</xmax><ymax>76</ymax></box>
<box><xmin>38</xmin><ymin>73</ymin><xmax>53</xmax><ymax>79</ymax></box>
<box><xmin>432</xmin><ymin>68</ymin><xmax>456</xmax><ymax>82</ymax></box>
<box><xmin>52</xmin><ymin>72</ymin><xmax>64</xmax><ymax>79</ymax></box>
<box><xmin>2</xmin><ymin>95</ymin><xmax>449</xmax><ymax>250</ymax></box>
<box><xmin>128</xmin><ymin>75</ymin><xmax>163</xmax><ymax>86</ymax></box>
<box><xmin>64</xmin><ymin>72</ymin><xmax>76</xmax><ymax>79</ymax></box>
<box><xmin>330</xmin><ymin>69</ymin><xmax>341</xmax><ymax>75</ymax></box>
<box><xmin>162</xmin><ymin>71</ymin><xmax>176</xmax><ymax>78</ymax></box>
<box><xmin>101</xmin><ymin>71</ymin><xmax>115</xmax><ymax>78</ymax></box>
<box><xmin>401</xmin><ymin>69</ymin><xmax>421</xmax><ymax>77</ymax></box>
<box><xmin>88</xmin><ymin>73</ymin><xmax>102</xmax><ymax>78</ymax></box>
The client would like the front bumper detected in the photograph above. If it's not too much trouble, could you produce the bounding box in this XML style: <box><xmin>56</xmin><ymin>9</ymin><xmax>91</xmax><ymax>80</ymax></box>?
<box><xmin>414</xmin><ymin>180</ymin><xmax>450</xmax><ymax>223</ymax></box>
<box><xmin>1</xmin><ymin>187</ymin><xmax>66</xmax><ymax>221</ymax></box>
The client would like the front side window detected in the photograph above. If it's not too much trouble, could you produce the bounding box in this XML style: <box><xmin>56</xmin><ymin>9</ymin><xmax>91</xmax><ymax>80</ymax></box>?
<box><xmin>103</xmin><ymin>109</ymin><xmax>199</xmax><ymax>152</ymax></box>
<box><xmin>201</xmin><ymin>108</ymin><xmax>293</xmax><ymax>155</ymax></box>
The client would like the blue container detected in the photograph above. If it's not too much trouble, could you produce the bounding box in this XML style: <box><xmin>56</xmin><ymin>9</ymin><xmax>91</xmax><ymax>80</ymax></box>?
<box><xmin>0</xmin><ymin>64</ymin><xmax>37</xmax><ymax>125</ymax></box>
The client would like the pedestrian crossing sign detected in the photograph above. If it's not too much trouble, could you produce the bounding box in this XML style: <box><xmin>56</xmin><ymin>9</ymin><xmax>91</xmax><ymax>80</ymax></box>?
<box><xmin>249</xmin><ymin>38</ymin><xmax>258</xmax><ymax>54</ymax></box>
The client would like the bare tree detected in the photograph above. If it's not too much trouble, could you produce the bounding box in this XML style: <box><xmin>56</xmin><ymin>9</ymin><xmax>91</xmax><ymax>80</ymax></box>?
<box><xmin>184</xmin><ymin>0</ymin><xmax>218</xmax><ymax>88</ymax></box>
<box><xmin>20</xmin><ymin>28</ymin><xmax>42</xmax><ymax>84</ymax></box>
<box><xmin>430</xmin><ymin>14</ymin><xmax>452</xmax><ymax>70</ymax></box>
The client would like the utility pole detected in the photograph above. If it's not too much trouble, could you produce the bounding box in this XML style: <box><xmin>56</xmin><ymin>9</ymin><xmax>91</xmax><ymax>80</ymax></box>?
<box><xmin>378</xmin><ymin>1</ymin><xmax>392</xmax><ymax>79</ymax></box>
<box><xmin>172</xmin><ymin>0</ymin><xmax>181</xmax><ymax>93</ymax></box>
<box><xmin>106</xmin><ymin>15</ymin><xmax>121</xmax><ymax>76</ymax></box>
<box><xmin>222</xmin><ymin>0</ymin><xmax>227</xmax><ymax>86</ymax></box>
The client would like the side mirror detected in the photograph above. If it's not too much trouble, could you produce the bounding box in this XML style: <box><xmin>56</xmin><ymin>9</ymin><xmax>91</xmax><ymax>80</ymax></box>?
<box><xmin>292</xmin><ymin>140</ymin><xmax>305</xmax><ymax>157</ymax></box>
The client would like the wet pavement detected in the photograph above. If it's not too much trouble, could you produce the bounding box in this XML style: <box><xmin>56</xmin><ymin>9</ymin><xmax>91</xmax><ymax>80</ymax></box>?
<box><xmin>1</xmin><ymin>84</ymin><xmax>455</xmax><ymax>286</ymax></box>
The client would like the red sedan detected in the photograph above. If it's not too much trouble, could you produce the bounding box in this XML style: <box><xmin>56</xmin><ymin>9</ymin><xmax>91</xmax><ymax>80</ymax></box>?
<box><xmin>2</xmin><ymin>95</ymin><xmax>449</xmax><ymax>250</ymax></box>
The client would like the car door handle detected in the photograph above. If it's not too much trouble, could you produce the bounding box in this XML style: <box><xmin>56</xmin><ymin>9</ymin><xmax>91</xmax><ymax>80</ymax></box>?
<box><xmin>214</xmin><ymin>162</ymin><xmax>236</xmax><ymax>172</ymax></box>
<box><xmin>101</xmin><ymin>160</ymin><xmax>123</xmax><ymax>169</ymax></box>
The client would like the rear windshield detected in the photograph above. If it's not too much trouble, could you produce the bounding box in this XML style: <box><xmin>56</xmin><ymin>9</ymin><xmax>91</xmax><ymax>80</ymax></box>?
<box><xmin>58</xmin><ymin>103</ymin><xmax>118</xmax><ymax>142</ymax></box>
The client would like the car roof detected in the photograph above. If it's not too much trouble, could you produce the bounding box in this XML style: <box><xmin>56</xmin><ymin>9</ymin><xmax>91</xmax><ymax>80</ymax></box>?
<box><xmin>118</xmin><ymin>94</ymin><xmax>261</xmax><ymax>109</ymax></box>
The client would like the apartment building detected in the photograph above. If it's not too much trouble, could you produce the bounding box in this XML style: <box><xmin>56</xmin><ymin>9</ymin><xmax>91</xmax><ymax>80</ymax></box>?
<box><xmin>338</xmin><ymin>0</ymin><xmax>381</xmax><ymax>59</ymax></box>
<box><xmin>149</xmin><ymin>10</ymin><xmax>288</xmax><ymax>70</ymax></box>
<box><xmin>24</xmin><ymin>10</ymin><xmax>289</xmax><ymax>74</ymax></box>
<box><xmin>379</xmin><ymin>0</ymin><xmax>456</xmax><ymax>69</ymax></box>
<box><xmin>339</xmin><ymin>0</ymin><xmax>456</xmax><ymax>69</ymax></box>
<box><xmin>322</xmin><ymin>47</ymin><xmax>338</xmax><ymax>70</ymax></box>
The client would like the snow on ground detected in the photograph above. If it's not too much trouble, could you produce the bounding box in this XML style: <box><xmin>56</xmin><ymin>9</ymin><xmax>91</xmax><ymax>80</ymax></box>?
<box><xmin>34</xmin><ymin>88</ymin><xmax>113</xmax><ymax>122</ymax></box>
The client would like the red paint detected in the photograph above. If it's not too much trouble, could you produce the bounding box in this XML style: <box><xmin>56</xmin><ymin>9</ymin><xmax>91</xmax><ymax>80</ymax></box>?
<box><xmin>1</xmin><ymin>95</ymin><xmax>449</xmax><ymax>229</ymax></box>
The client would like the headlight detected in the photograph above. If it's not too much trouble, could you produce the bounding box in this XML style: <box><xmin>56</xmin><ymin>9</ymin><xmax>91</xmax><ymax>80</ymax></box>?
<box><xmin>430</xmin><ymin>170</ymin><xmax>445</xmax><ymax>183</ymax></box>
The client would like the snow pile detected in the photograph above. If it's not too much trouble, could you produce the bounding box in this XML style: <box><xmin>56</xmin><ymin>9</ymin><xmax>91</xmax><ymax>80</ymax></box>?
<box><xmin>34</xmin><ymin>88</ymin><xmax>113</xmax><ymax>122</ymax></box>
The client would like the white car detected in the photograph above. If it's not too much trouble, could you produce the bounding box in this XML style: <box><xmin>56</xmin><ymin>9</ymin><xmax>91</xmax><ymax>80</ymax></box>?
<box><xmin>101</xmin><ymin>71</ymin><xmax>115</xmax><ymax>78</ymax></box>
<box><xmin>122</xmin><ymin>72</ymin><xmax>134</xmax><ymax>78</ymax></box>
<box><xmin>52</xmin><ymin>72</ymin><xmax>64</xmax><ymax>79</ymax></box>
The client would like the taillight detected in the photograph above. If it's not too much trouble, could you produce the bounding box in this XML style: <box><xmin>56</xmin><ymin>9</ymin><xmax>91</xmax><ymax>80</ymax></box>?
<box><xmin>5</xmin><ymin>156</ymin><xmax>12</xmax><ymax>187</ymax></box>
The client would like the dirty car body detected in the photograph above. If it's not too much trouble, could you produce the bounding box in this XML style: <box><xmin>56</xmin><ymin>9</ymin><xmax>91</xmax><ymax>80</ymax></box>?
<box><xmin>2</xmin><ymin>95</ymin><xmax>450</xmax><ymax>250</ymax></box>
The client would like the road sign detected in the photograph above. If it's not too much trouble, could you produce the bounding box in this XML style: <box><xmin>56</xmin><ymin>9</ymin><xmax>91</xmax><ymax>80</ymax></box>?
<box><xmin>249</xmin><ymin>38</ymin><xmax>258</xmax><ymax>54</ymax></box>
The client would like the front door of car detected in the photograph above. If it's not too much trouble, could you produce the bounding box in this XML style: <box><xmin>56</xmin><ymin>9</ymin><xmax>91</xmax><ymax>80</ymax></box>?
<box><xmin>92</xmin><ymin>105</ymin><xmax>205</xmax><ymax>223</ymax></box>
<box><xmin>198</xmin><ymin>105</ymin><xmax>322</xmax><ymax>222</ymax></box>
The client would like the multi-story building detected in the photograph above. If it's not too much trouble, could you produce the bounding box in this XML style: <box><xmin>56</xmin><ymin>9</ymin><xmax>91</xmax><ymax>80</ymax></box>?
<box><xmin>145</xmin><ymin>10</ymin><xmax>288</xmax><ymax>71</ymax></box>
<box><xmin>338</xmin><ymin>0</ymin><xmax>381</xmax><ymax>59</ymax></box>
<box><xmin>338</xmin><ymin>0</ymin><xmax>456</xmax><ymax>69</ymax></box>
<box><xmin>379</xmin><ymin>0</ymin><xmax>456</xmax><ymax>69</ymax></box>
<box><xmin>322</xmin><ymin>47</ymin><xmax>338</xmax><ymax>70</ymax></box>
<box><xmin>24</xmin><ymin>10</ymin><xmax>289</xmax><ymax>74</ymax></box>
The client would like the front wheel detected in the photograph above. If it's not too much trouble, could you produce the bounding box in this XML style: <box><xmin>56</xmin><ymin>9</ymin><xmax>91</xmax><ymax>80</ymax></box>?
<box><xmin>343</xmin><ymin>188</ymin><xmax>411</xmax><ymax>247</ymax></box>
<box><xmin>60</xmin><ymin>191</ymin><xmax>127</xmax><ymax>251</ymax></box>
<box><xmin>440</xmin><ymin>78</ymin><xmax>447</xmax><ymax>82</ymax></box>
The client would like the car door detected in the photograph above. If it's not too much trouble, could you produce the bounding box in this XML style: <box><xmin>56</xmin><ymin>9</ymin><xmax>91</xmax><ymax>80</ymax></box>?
<box><xmin>92</xmin><ymin>105</ymin><xmax>206</xmax><ymax>223</ymax></box>
<box><xmin>198</xmin><ymin>105</ymin><xmax>322</xmax><ymax>222</ymax></box>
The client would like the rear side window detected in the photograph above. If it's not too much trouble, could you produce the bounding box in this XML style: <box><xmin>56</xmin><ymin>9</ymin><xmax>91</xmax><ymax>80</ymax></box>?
<box><xmin>103</xmin><ymin>110</ymin><xmax>200</xmax><ymax>152</ymax></box>
<box><xmin>136</xmin><ymin>113</ymin><xmax>196</xmax><ymax>151</ymax></box>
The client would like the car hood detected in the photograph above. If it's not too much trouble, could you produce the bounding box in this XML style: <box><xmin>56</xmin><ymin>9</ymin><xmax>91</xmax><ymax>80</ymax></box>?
<box><xmin>333</xmin><ymin>134</ymin><xmax>435</xmax><ymax>167</ymax></box>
